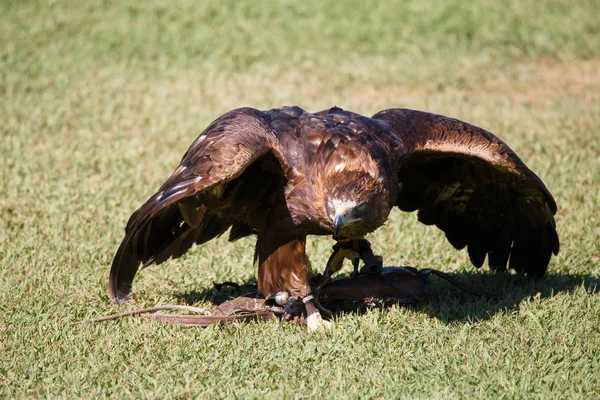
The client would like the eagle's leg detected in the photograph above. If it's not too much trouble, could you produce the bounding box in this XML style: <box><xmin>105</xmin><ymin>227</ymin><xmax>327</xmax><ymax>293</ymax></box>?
<box><xmin>307</xmin><ymin>239</ymin><xmax>383</xmax><ymax>319</ymax></box>
<box><xmin>352</xmin><ymin>239</ymin><xmax>383</xmax><ymax>276</ymax></box>
<box><xmin>351</xmin><ymin>257</ymin><xmax>361</xmax><ymax>277</ymax></box>
<box><xmin>256</xmin><ymin>235</ymin><xmax>331</xmax><ymax>331</ymax></box>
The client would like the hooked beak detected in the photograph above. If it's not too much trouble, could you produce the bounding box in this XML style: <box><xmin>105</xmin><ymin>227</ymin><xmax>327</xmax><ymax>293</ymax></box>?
<box><xmin>333</xmin><ymin>205</ymin><xmax>349</xmax><ymax>239</ymax></box>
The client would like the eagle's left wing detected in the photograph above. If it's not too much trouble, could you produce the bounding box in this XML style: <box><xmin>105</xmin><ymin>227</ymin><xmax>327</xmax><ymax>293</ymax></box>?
<box><xmin>373</xmin><ymin>108</ymin><xmax>559</xmax><ymax>276</ymax></box>
<box><xmin>109</xmin><ymin>108</ymin><xmax>287</xmax><ymax>302</ymax></box>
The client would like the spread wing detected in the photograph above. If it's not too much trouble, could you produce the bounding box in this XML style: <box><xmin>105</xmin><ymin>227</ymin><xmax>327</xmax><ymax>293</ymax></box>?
<box><xmin>109</xmin><ymin>108</ymin><xmax>286</xmax><ymax>302</ymax></box>
<box><xmin>373</xmin><ymin>108</ymin><xmax>559</xmax><ymax>276</ymax></box>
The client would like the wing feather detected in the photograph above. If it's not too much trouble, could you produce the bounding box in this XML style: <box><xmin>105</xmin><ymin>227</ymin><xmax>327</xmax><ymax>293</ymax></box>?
<box><xmin>110</xmin><ymin>107</ymin><xmax>285</xmax><ymax>302</ymax></box>
<box><xmin>373</xmin><ymin>108</ymin><xmax>559</xmax><ymax>276</ymax></box>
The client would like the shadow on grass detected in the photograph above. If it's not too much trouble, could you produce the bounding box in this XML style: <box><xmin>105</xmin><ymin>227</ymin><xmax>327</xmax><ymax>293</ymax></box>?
<box><xmin>414</xmin><ymin>270</ymin><xmax>599</xmax><ymax>323</ymax></box>
<box><xmin>174</xmin><ymin>270</ymin><xmax>599</xmax><ymax>324</ymax></box>
<box><xmin>175</xmin><ymin>277</ymin><xmax>259</xmax><ymax>306</ymax></box>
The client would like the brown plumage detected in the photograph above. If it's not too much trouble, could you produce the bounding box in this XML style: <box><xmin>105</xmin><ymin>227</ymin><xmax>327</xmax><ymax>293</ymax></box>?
<box><xmin>109</xmin><ymin>106</ymin><xmax>559</xmax><ymax>306</ymax></box>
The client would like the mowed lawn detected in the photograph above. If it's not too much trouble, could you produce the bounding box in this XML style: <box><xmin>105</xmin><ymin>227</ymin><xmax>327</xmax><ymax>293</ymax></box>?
<box><xmin>1</xmin><ymin>0</ymin><xmax>599</xmax><ymax>398</ymax></box>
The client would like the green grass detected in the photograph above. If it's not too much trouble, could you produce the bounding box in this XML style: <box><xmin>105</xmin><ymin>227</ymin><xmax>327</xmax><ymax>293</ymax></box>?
<box><xmin>2</xmin><ymin>0</ymin><xmax>599</xmax><ymax>398</ymax></box>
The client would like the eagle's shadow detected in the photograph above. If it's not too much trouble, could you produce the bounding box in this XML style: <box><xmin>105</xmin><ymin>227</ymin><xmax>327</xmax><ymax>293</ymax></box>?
<box><xmin>412</xmin><ymin>271</ymin><xmax>598</xmax><ymax>323</ymax></box>
<box><xmin>175</xmin><ymin>271</ymin><xmax>598</xmax><ymax>324</ymax></box>
<box><xmin>176</xmin><ymin>278</ymin><xmax>259</xmax><ymax>307</ymax></box>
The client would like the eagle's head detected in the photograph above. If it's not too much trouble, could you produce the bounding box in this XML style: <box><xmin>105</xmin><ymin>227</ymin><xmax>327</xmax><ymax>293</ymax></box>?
<box><xmin>323</xmin><ymin>171</ymin><xmax>392</xmax><ymax>240</ymax></box>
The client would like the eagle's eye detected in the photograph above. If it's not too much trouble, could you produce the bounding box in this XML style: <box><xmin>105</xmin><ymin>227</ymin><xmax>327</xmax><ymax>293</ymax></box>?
<box><xmin>355</xmin><ymin>202</ymin><xmax>367</xmax><ymax>213</ymax></box>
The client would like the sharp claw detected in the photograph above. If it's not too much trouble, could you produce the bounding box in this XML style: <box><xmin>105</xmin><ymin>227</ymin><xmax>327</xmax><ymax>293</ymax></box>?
<box><xmin>279</xmin><ymin>313</ymin><xmax>287</xmax><ymax>331</ymax></box>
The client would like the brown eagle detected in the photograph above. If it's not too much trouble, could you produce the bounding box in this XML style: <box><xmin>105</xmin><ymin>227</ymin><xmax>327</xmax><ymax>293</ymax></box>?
<box><xmin>110</xmin><ymin>106</ymin><xmax>559</xmax><ymax>324</ymax></box>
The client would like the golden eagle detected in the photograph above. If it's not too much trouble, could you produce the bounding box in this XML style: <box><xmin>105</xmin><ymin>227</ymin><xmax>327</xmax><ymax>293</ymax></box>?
<box><xmin>109</xmin><ymin>106</ymin><xmax>559</xmax><ymax>323</ymax></box>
